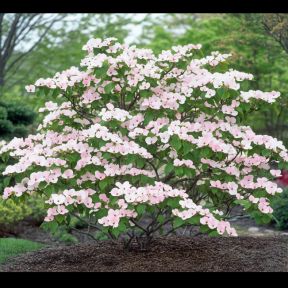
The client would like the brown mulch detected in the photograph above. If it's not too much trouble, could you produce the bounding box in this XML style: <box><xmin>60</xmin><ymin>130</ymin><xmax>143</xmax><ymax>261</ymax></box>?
<box><xmin>0</xmin><ymin>218</ymin><xmax>62</xmax><ymax>245</ymax></box>
<box><xmin>1</xmin><ymin>236</ymin><xmax>288</xmax><ymax>272</ymax></box>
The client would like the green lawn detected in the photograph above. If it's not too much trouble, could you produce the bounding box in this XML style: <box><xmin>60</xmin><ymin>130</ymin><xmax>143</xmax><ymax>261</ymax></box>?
<box><xmin>0</xmin><ymin>238</ymin><xmax>44</xmax><ymax>264</ymax></box>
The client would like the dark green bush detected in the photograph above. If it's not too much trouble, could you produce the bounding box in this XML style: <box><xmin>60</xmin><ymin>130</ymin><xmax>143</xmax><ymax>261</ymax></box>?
<box><xmin>271</xmin><ymin>188</ymin><xmax>288</xmax><ymax>230</ymax></box>
<box><xmin>0</xmin><ymin>101</ymin><xmax>36</xmax><ymax>140</ymax></box>
<box><xmin>12</xmin><ymin>125</ymin><xmax>29</xmax><ymax>138</ymax></box>
<box><xmin>6</xmin><ymin>104</ymin><xmax>36</xmax><ymax>126</ymax></box>
<box><xmin>0</xmin><ymin>102</ymin><xmax>36</xmax><ymax>126</ymax></box>
<box><xmin>26</xmin><ymin>195</ymin><xmax>46</xmax><ymax>223</ymax></box>
<box><xmin>0</xmin><ymin>107</ymin><xmax>8</xmax><ymax>120</ymax></box>
<box><xmin>0</xmin><ymin>119</ymin><xmax>14</xmax><ymax>136</ymax></box>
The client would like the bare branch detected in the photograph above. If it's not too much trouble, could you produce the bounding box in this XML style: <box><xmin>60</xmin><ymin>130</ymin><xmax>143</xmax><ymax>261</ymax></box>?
<box><xmin>0</xmin><ymin>13</ymin><xmax>4</xmax><ymax>50</ymax></box>
<box><xmin>146</xmin><ymin>159</ymin><xmax>160</xmax><ymax>181</ymax></box>
<box><xmin>5</xmin><ymin>16</ymin><xmax>62</xmax><ymax>75</ymax></box>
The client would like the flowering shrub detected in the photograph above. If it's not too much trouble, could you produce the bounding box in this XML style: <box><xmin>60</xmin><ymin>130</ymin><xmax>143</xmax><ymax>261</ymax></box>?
<box><xmin>1</xmin><ymin>38</ymin><xmax>287</xmax><ymax>249</ymax></box>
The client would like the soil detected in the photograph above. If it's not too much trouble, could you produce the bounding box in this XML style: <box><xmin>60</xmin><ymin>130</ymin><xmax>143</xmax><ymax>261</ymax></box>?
<box><xmin>1</xmin><ymin>236</ymin><xmax>287</xmax><ymax>272</ymax></box>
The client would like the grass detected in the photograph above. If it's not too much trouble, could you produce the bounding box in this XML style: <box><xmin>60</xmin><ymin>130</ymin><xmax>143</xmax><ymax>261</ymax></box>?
<box><xmin>0</xmin><ymin>238</ymin><xmax>44</xmax><ymax>264</ymax></box>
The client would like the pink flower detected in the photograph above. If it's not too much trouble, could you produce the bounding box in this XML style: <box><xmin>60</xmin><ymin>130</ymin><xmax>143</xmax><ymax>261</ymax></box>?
<box><xmin>99</xmin><ymin>193</ymin><xmax>109</xmax><ymax>202</ymax></box>
<box><xmin>200</xmin><ymin>216</ymin><xmax>209</xmax><ymax>225</ymax></box>
<box><xmin>95</xmin><ymin>171</ymin><xmax>106</xmax><ymax>180</ymax></box>
<box><xmin>217</xmin><ymin>221</ymin><xmax>226</xmax><ymax>235</ymax></box>
<box><xmin>145</xmin><ymin>136</ymin><xmax>157</xmax><ymax>145</ymax></box>
<box><xmin>57</xmin><ymin>205</ymin><xmax>68</xmax><ymax>215</ymax></box>
<box><xmin>25</xmin><ymin>85</ymin><xmax>35</xmax><ymax>93</ymax></box>
<box><xmin>270</xmin><ymin>169</ymin><xmax>282</xmax><ymax>177</ymax></box>
<box><xmin>62</xmin><ymin>169</ymin><xmax>74</xmax><ymax>179</ymax></box>
<box><xmin>51</xmin><ymin>194</ymin><xmax>66</xmax><ymax>205</ymax></box>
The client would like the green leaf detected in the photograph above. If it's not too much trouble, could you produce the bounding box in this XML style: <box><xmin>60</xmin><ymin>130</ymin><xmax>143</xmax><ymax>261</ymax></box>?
<box><xmin>44</xmin><ymin>185</ymin><xmax>55</xmax><ymax>196</ymax></box>
<box><xmin>164</xmin><ymin>162</ymin><xmax>174</xmax><ymax>175</ymax></box>
<box><xmin>157</xmin><ymin>214</ymin><xmax>165</xmax><ymax>224</ymax></box>
<box><xmin>261</xmin><ymin>149</ymin><xmax>271</xmax><ymax>157</ymax></box>
<box><xmin>136</xmin><ymin>204</ymin><xmax>146</xmax><ymax>215</ymax></box>
<box><xmin>3</xmin><ymin>176</ymin><xmax>11</xmax><ymax>187</ymax></box>
<box><xmin>94</xmin><ymin>63</ymin><xmax>109</xmax><ymax>78</ymax></box>
<box><xmin>173</xmin><ymin>217</ymin><xmax>185</xmax><ymax>228</ymax></box>
<box><xmin>140</xmin><ymin>90</ymin><xmax>153</xmax><ymax>98</ymax></box>
<box><xmin>51</xmin><ymin>88</ymin><xmax>60</xmax><ymax>98</ymax></box>
<box><xmin>170</xmin><ymin>135</ymin><xmax>182</xmax><ymax>151</ymax></box>
<box><xmin>95</xmin><ymin>209</ymin><xmax>108</xmax><ymax>219</ymax></box>
<box><xmin>38</xmin><ymin>181</ymin><xmax>47</xmax><ymax>190</ymax></box>
<box><xmin>167</xmin><ymin>198</ymin><xmax>180</xmax><ymax>208</ymax></box>
<box><xmin>95</xmin><ymin>231</ymin><xmax>109</xmax><ymax>240</ymax></box>
<box><xmin>118</xmin><ymin>222</ymin><xmax>126</xmax><ymax>232</ymax></box>
<box><xmin>208</xmin><ymin>230</ymin><xmax>219</xmax><ymax>237</ymax></box>
<box><xmin>200</xmin><ymin>225</ymin><xmax>210</xmax><ymax>233</ymax></box>
<box><xmin>38</xmin><ymin>87</ymin><xmax>46</xmax><ymax>98</ymax></box>
<box><xmin>111</xmin><ymin>228</ymin><xmax>121</xmax><ymax>238</ymax></box>
<box><xmin>235</xmin><ymin>199</ymin><xmax>251</xmax><ymax>210</ymax></box>
<box><xmin>99</xmin><ymin>179</ymin><xmax>109</xmax><ymax>191</ymax></box>
<box><xmin>182</xmin><ymin>141</ymin><xmax>192</xmax><ymax>155</ymax></box>
<box><xmin>1</xmin><ymin>153</ymin><xmax>9</xmax><ymax>163</ymax></box>
<box><xmin>200</xmin><ymin>147</ymin><xmax>212</xmax><ymax>158</ymax></box>
<box><xmin>188</xmin><ymin>214</ymin><xmax>201</xmax><ymax>225</ymax></box>
<box><xmin>175</xmin><ymin>166</ymin><xmax>184</xmax><ymax>177</ymax></box>
<box><xmin>104</xmin><ymin>82</ymin><xmax>116</xmax><ymax>94</ymax></box>
<box><xmin>56</xmin><ymin>215</ymin><xmax>65</xmax><ymax>223</ymax></box>
<box><xmin>184</xmin><ymin>168</ymin><xmax>196</xmax><ymax>178</ymax></box>
<box><xmin>143</xmin><ymin>110</ymin><xmax>154</xmax><ymax>125</ymax></box>
<box><xmin>41</xmin><ymin>221</ymin><xmax>58</xmax><ymax>234</ymax></box>
<box><xmin>102</xmin><ymin>152</ymin><xmax>111</xmax><ymax>160</ymax></box>
<box><xmin>251</xmin><ymin>211</ymin><xmax>272</xmax><ymax>225</ymax></box>
<box><xmin>136</xmin><ymin>158</ymin><xmax>145</xmax><ymax>169</ymax></box>
<box><xmin>125</xmin><ymin>154</ymin><xmax>136</xmax><ymax>164</ymax></box>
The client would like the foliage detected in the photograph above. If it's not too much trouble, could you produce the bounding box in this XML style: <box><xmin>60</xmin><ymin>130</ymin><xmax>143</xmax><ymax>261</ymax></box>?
<box><xmin>0</xmin><ymin>103</ymin><xmax>37</xmax><ymax>225</ymax></box>
<box><xmin>0</xmin><ymin>194</ymin><xmax>46</xmax><ymax>226</ymax></box>
<box><xmin>0</xmin><ymin>139</ymin><xmax>45</xmax><ymax>226</ymax></box>
<box><xmin>1</xmin><ymin>37</ymin><xmax>287</xmax><ymax>250</ymax></box>
<box><xmin>271</xmin><ymin>187</ymin><xmax>288</xmax><ymax>230</ymax></box>
<box><xmin>0</xmin><ymin>198</ymin><xmax>32</xmax><ymax>225</ymax></box>
<box><xmin>41</xmin><ymin>223</ymin><xmax>78</xmax><ymax>245</ymax></box>
<box><xmin>0</xmin><ymin>101</ymin><xmax>36</xmax><ymax>140</ymax></box>
<box><xmin>26</xmin><ymin>195</ymin><xmax>46</xmax><ymax>223</ymax></box>
<box><xmin>261</xmin><ymin>13</ymin><xmax>288</xmax><ymax>54</ymax></box>
<box><xmin>0</xmin><ymin>238</ymin><xmax>44</xmax><ymax>264</ymax></box>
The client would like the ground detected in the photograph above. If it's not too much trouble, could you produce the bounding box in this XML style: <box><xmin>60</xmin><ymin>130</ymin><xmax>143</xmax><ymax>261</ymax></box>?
<box><xmin>1</xmin><ymin>206</ymin><xmax>288</xmax><ymax>272</ymax></box>
<box><xmin>1</xmin><ymin>236</ymin><xmax>287</xmax><ymax>272</ymax></box>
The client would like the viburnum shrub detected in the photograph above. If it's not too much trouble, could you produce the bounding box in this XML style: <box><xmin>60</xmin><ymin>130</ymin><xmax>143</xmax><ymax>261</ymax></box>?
<box><xmin>1</xmin><ymin>37</ymin><xmax>287</xmax><ymax>249</ymax></box>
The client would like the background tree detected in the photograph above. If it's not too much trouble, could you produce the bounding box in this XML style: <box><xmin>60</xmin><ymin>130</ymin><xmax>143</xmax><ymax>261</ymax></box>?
<box><xmin>0</xmin><ymin>14</ymin><xmax>67</xmax><ymax>95</ymax></box>
<box><xmin>139</xmin><ymin>14</ymin><xmax>288</xmax><ymax>145</ymax></box>
<box><xmin>262</xmin><ymin>14</ymin><xmax>288</xmax><ymax>54</ymax></box>
<box><xmin>1</xmin><ymin>14</ymin><xmax>136</xmax><ymax>110</ymax></box>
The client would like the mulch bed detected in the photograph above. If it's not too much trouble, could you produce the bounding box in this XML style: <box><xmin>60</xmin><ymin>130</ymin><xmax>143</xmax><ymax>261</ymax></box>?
<box><xmin>0</xmin><ymin>218</ymin><xmax>62</xmax><ymax>245</ymax></box>
<box><xmin>1</xmin><ymin>236</ymin><xmax>287</xmax><ymax>272</ymax></box>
